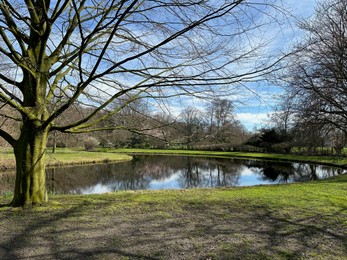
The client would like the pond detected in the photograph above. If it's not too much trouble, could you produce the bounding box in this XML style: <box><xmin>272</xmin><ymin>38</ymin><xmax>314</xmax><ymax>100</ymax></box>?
<box><xmin>0</xmin><ymin>155</ymin><xmax>344</xmax><ymax>195</ymax></box>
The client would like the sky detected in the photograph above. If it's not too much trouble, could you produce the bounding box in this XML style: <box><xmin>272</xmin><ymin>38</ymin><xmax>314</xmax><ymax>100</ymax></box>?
<box><xmin>234</xmin><ymin>0</ymin><xmax>317</xmax><ymax>131</ymax></box>
<box><xmin>0</xmin><ymin>0</ymin><xmax>318</xmax><ymax>133</ymax></box>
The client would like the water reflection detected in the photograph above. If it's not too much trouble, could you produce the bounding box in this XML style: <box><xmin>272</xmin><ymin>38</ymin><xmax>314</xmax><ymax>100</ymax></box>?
<box><xmin>0</xmin><ymin>155</ymin><xmax>344</xmax><ymax>195</ymax></box>
<box><xmin>246</xmin><ymin>160</ymin><xmax>344</xmax><ymax>183</ymax></box>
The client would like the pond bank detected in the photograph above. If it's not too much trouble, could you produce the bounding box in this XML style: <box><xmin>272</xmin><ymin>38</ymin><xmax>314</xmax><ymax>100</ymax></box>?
<box><xmin>2</xmin><ymin>148</ymin><xmax>347</xmax><ymax>170</ymax></box>
<box><xmin>109</xmin><ymin>148</ymin><xmax>347</xmax><ymax>168</ymax></box>
<box><xmin>1</xmin><ymin>174</ymin><xmax>346</xmax><ymax>259</ymax></box>
<box><xmin>0</xmin><ymin>148</ymin><xmax>132</xmax><ymax>171</ymax></box>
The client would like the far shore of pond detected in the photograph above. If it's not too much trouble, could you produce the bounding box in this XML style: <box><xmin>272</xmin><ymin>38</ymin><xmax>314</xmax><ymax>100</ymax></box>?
<box><xmin>108</xmin><ymin>148</ymin><xmax>347</xmax><ymax>168</ymax></box>
<box><xmin>1</xmin><ymin>147</ymin><xmax>347</xmax><ymax>171</ymax></box>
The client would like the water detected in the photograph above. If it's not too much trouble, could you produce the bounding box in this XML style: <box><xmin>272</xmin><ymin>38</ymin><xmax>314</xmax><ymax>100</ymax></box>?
<box><xmin>0</xmin><ymin>155</ymin><xmax>344</xmax><ymax>195</ymax></box>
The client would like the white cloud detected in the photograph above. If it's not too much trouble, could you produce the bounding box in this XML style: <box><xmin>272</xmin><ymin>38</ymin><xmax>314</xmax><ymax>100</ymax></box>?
<box><xmin>236</xmin><ymin>112</ymin><xmax>271</xmax><ymax>131</ymax></box>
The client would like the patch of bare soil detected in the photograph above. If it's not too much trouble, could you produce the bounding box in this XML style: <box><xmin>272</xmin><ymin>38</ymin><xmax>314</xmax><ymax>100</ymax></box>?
<box><xmin>0</xmin><ymin>198</ymin><xmax>346</xmax><ymax>259</ymax></box>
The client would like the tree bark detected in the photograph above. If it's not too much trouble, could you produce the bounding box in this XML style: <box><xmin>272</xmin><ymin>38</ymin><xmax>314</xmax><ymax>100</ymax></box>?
<box><xmin>11</xmin><ymin>122</ymin><xmax>49</xmax><ymax>207</ymax></box>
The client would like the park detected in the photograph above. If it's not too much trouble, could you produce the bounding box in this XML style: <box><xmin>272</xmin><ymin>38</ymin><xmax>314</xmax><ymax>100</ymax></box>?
<box><xmin>0</xmin><ymin>0</ymin><xmax>346</xmax><ymax>259</ymax></box>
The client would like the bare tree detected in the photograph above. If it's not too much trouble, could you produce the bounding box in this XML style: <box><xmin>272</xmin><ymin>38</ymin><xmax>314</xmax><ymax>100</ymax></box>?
<box><xmin>280</xmin><ymin>0</ymin><xmax>347</xmax><ymax>133</ymax></box>
<box><xmin>205</xmin><ymin>98</ymin><xmax>235</xmax><ymax>142</ymax></box>
<box><xmin>179</xmin><ymin>107</ymin><xmax>203</xmax><ymax>148</ymax></box>
<box><xmin>0</xmin><ymin>0</ymin><xmax>285</xmax><ymax>206</ymax></box>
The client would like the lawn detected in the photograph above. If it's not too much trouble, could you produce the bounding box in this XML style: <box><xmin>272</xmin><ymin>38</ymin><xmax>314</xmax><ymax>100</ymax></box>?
<box><xmin>0</xmin><ymin>147</ymin><xmax>132</xmax><ymax>170</ymax></box>
<box><xmin>0</xmin><ymin>174</ymin><xmax>346</xmax><ymax>259</ymax></box>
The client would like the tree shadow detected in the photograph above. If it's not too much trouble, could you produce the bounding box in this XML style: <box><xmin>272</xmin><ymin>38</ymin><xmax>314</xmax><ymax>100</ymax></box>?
<box><xmin>0</xmin><ymin>196</ymin><xmax>346</xmax><ymax>259</ymax></box>
<box><xmin>0</xmin><ymin>200</ymin><xmax>160</xmax><ymax>259</ymax></box>
<box><xmin>0</xmin><ymin>202</ymin><xmax>11</xmax><ymax>208</ymax></box>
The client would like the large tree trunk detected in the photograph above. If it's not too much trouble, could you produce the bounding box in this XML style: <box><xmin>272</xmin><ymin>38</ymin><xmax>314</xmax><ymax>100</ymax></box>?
<box><xmin>11</xmin><ymin>122</ymin><xmax>49</xmax><ymax>207</ymax></box>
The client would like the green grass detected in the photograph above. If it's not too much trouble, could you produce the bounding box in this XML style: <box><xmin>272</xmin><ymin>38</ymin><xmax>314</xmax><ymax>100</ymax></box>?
<box><xmin>1</xmin><ymin>174</ymin><xmax>346</xmax><ymax>258</ymax></box>
<box><xmin>44</xmin><ymin>148</ymin><xmax>132</xmax><ymax>167</ymax></box>
<box><xmin>103</xmin><ymin>148</ymin><xmax>347</xmax><ymax>167</ymax></box>
<box><xmin>0</xmin><ymin>147</ymin><xmax>132</xmax><ymax>169</ymax></box>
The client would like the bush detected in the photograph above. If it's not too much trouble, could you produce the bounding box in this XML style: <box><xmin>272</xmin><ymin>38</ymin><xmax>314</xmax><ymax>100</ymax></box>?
<box><xmin>233</xmin><ymin>145</ymin><xmax>264</xmax><ymax>152</ymax></box>
<box><xmin>83</xmin><ymin>136</ymin><xmax>100</xmax><ymax>151</ymax></box>
<box><xmin>191</xmin><ymin>143</ymin><xmax>234</xmax><ymax>151</ymax></box>
<box><xmin>270</xmin><ymin>142</ymin><xmax>293</xmax><ymax>154</ymax></box>
<box><xmin>99</xmin><ymin>139</ymin><xmax>113</xmax><ymax>148</ymax></box>
<box><xmin>56</xmin><ymin>141</ymin><xmax>67</xmax><ymax>148</ymax></box>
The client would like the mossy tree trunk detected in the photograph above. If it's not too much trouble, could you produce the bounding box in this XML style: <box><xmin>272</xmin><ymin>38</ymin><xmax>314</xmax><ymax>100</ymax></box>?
<box><xmin>11</xmin><ymin>123</ymin><xmax>49</xmax><ymax>207</ymax></box>
<box><xmin>10</xmin><ymin>72</ymin><xmax>51</xmax><ymax>207</ymax></box>
<box><xmin>7</xmin><ymin>0</ymin><xmax>52</xmax><ymax>207</ymax></box>
<box><xmin>10</xmin><ymin>64</ymin><xmax>51</xmax><ymax>207</ymax></box>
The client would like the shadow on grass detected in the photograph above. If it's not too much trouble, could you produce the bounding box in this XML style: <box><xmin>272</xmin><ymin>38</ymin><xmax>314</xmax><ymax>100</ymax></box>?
<box><xmin>0</xmin><ymin>200</ymin><xmax>159</xmax><ymax>260</ymax></box>
<box><xmin>0</xmin><ymin>195</ymin><xmax>346</xmax><ymax>259</ymax></box>
<box><xmin>0</xmin><ymin>203</ymin><xmax>11</xmax><ymax>208</ymax></box>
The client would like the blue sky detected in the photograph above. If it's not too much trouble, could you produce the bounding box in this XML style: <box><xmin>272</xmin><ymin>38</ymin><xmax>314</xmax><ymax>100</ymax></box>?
<box><xmin>234</xmin><ymin>0</ymin><xmax>317</xmax><ymax>131</ymax></box>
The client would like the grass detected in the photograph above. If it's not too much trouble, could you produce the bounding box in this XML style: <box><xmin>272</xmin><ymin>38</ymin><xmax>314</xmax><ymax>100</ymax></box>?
<box><xmin>104</xmin><ymin>148</ymin><xmax>347</xmax><ymax>167</ymax></box>
<box><xmin>44</xmin><ymin>148</ymin><xmax>132</xmax><ymax>167</ymax></box>
<box><xmin>0</xmin><ymin>174</ymin><xmax>346</xmax><ymax>259</ymax></box>
<box><xmin>0</xmin><ymin>147</ymin><xmax>132</xmax><ymax>170</ymax></box>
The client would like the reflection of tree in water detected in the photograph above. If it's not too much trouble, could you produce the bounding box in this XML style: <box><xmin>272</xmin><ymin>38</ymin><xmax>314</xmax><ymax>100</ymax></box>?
<box><xmin>247</xmin><ymin>160</ymin><xmax>344</xmax><ymax>183</ymax></box>
<box><xmin>46</xmin><ymin>155</ymin><xmax>182</xmax><ymax>194</ymax></box>
<box><xmin>178</xmin><ymin>157</ymin><xmax>243</xmax><ymax>188</ymax></box>
<box><xmin>46</xmin><ymin>161</ymin><xmax>152</xmax><ymax>194</ymax></box>
<box><xmin>2</xmin><ymin>155</ymin><xmax>343</xmax><ymax>195</ymax></box>
<box><xmin>247</xmin><ymin>160</ymin><xmax>294</xmax><ymax>183</ymax></box>
<box><xmin>291</xmin><ymin>163</ymin><xmax>343</xmax><ymax>182</ymax></box>
<box><xmin>45</xmin><ymin>156</ymin><xmax>245</xmax><ymax>194</ymax></box>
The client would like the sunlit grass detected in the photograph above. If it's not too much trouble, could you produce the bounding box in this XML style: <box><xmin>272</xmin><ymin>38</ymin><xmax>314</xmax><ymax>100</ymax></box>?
<box><xmin>107</xmin><ymin>148</ymin><xmax>347</xmax><ymax>166</ymax></box>
<box><xmin>2</xmin><ymin>174</ymin><xmax>346</xmax><ymax>258</ymax></box>
<box><xmin>0</xmin><ymin>147</ymin><xmax>132</xmax><ymax>169</ymax></box>
<box><xmin>45</xmin><ymin>148</ymin><xmax>132</xmax><ymax>167</ymax></box>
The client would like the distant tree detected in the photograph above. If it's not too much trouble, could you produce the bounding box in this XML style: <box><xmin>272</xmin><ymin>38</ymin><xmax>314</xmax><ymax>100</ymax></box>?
<box><xmin>290</xmin><ymin>122</ymin><xmax>328</xmax><ymax>154</ymax></box>
<box><xmin>330</xmin><ymin>129</ymin><xmax>346</xmax><ymax>155</ymax></box>
<box><xmin>268</xmin><ymin>94</ymin><xmax>295</xmax><ymax>137</ymax></box>
<box><xmin>83</xmin><ymin>136</ymin><xmax>100</xmax><ymax>151</ymax></box>
<box><xmin>205</xmin><ymin>98</ymin><xmax>235</xmax><ymax>142</ymax></box>
<box><xmin>0</xmin><ymin>1</ymin><xmax>286</xmax><ymax>207</ymax></box>
<box><xmin>179</xmin><ymin>107</ymin><xmax>204</xmax><ymax>149</ymax></box>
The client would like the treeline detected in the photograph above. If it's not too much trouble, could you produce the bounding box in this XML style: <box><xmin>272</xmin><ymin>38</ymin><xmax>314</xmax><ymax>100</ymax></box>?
<box><xmin>1</xmin><ymin>94</ymin><xmax>346</xmax><ymax>155</ymax></box>
<box><xmin>51</xmin><ymin>98</ymin><xmax>249</xmax><ymax>151</ymax></box>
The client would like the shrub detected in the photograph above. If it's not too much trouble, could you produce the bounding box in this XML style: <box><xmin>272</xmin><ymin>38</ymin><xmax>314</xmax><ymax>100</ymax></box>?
<box><xmin>270</xmin><ymin>142</ymin><xmax>293</xmax><ymax>154</ymax></box>
<box><xmin>83</xmin><ymin>136</ymin><xmax>100</xmax><ymax>151</ymax></box>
